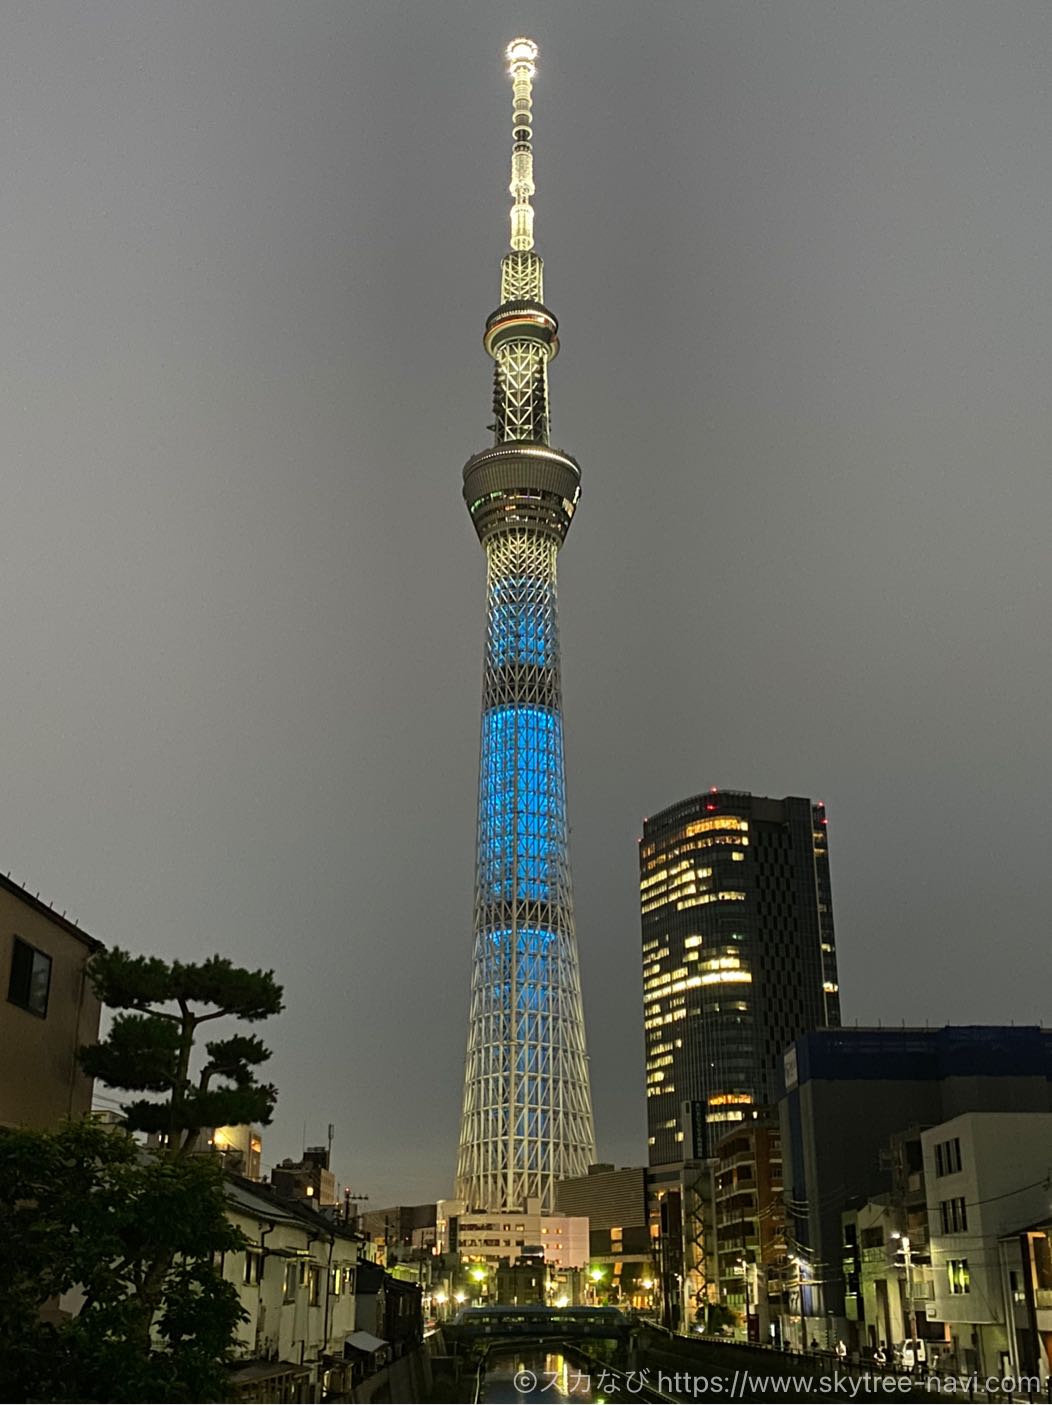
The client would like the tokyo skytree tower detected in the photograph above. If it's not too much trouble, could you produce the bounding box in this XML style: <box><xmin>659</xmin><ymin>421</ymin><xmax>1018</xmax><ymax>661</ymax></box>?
<box><xmin>455</xmin><ymin>39</ymin><xmax>596</xmax><ymax>1213</ymax></box>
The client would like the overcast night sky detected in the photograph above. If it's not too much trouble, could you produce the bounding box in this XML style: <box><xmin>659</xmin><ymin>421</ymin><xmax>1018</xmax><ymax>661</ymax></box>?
<box><xmin>2</xmin><ymin>2</ymin><xmax>1050</xmax><ymax>1206</ymax></box>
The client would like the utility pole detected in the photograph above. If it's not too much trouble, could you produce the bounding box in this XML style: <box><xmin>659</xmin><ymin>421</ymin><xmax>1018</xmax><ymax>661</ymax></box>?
<box><xmin>893</xmin><ymin>1232</ymin><xmax>918</xmax><ymax>1349</ymax></box>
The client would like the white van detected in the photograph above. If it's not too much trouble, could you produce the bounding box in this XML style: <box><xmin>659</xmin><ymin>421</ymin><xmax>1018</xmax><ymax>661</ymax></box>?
<box><xmin>898</xmin><ymin>1339</ymin><xmax>928</xmax><ymax>1370</ymax></box>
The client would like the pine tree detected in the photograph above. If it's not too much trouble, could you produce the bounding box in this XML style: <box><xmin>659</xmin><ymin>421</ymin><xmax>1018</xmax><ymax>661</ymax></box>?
<box><xmin>0</xmin><ymin>949</ymin><xmax>284</xmax><ymax>1401</ymax></box>
<box><xmin>80</xmin><ymin>948</ymin><xmax>283</xmax><ymax>1152</ymax></box>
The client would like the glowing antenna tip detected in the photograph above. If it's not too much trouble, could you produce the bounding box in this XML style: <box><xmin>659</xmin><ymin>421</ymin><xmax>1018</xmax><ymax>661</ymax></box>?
<box><xmin>506</xmin><ymin>37</ymin><xmax>538</xmax><ymax>73</ymax></box>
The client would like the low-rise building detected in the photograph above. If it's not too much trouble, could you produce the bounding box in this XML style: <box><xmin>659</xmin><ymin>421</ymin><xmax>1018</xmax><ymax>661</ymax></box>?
<box><xmin>435</xmin><ymin>1199</ymin><xmax>589</xmax><ymax>1283</ymax></box>
<box><xmin>922</xmin><ymin>1111</ymin><xmax>1052</xmax><ymax>1381</ymax></box>
<box><xmin>840</xmin><ymin>1196</ymin><xmax>936</xmax><ymax>1359</ymax></box>
<box><xmin>224</xmin><ymin>1176</ymin><xmax>424</xmax><ymax>1403</ymax></box>
<box><xmin>1000</xmin><ymin>1220</ymin><xmax>1052</xmax><ymax>1385</ymax></box>
<box><xmin>779</xmin><ymin>1026</ymin><xmax>1052</xmax><ymax>1345</ymax></box>
<box><xmin>271</xmin><ymin>1145</ymin><xmax>338</xmax><ymax>1207</ymax></box>
<box><xmin>0</xmin><ymin>873</ymin><xmax>102</xmax><ymax>1128</ymax></box>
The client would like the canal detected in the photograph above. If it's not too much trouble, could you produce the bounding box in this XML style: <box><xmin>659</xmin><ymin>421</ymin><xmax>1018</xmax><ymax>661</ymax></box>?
<box><xmin>479</xmin><ymin>1348</ymin><xmax>601</xmax><ymax>1403</ymax></box>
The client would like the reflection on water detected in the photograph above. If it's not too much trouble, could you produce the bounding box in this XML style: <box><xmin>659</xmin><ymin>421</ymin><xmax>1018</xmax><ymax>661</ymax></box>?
<box><xmin>481</xmin><ymin>1348</ymin><xmax>599</xmax><ymax>1403</ymax></box>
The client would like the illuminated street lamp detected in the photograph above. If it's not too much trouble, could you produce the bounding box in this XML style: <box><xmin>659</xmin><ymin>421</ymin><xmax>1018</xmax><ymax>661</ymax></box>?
<box><xmin>589</xmin><ymin>1267</ymin><xmax>606</xmax><ymax>1306</ymax></box>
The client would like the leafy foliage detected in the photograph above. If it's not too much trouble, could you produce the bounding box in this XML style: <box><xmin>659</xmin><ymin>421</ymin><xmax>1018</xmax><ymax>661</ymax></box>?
<box><xmin>0</xmin><ymin>950</ymin><xmax>286</xmax><ymax>1400</ymax></box>
<box><xmin>0</xmin><ymin>1120</ymin><xmax>246</xmax><ymax>1402</ymax></box>
<box><xmin>80</xmin><ymin>948</ymin><xmax>283</xmax><ymax>1151</ymax></box>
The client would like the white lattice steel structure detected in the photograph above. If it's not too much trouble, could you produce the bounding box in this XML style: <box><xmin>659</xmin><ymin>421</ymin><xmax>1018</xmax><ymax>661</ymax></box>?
<box><xmin>455</xmin><ymin>39</ymin><xmax>595</xmax><ymax>1213</ymax></box>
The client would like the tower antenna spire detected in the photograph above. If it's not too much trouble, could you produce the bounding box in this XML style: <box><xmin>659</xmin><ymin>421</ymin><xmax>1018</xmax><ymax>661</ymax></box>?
<box><xmin>505</xmin><ymin>38</ymin><xmax>539</xmax><ymax>251</ymax></box>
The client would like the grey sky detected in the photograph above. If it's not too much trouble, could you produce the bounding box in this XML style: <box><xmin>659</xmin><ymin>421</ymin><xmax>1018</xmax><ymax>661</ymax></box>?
<box><xmin>2</xmin><ymin>2</ymin><xmax>1049</xmax><ymax>1205</ymax></box>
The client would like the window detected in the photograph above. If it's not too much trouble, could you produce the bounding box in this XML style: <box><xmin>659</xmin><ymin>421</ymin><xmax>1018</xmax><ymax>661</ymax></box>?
<box><xmin>7</xmin><ymin>938</ymin><xmax>52</xmax><ymax>1017</ymax></box>
<box><xmin>935</xmin><ymin>1137</ymin><xmax>962</xmax><ymax>1177</ymax></box>
<box><xmin>939</xmin><ymin>1197</ymin><xmax>968</xmax><ymax>1234</ymax></box>
<box><xmin>948</xmin><ymin>1259</ymin><xmax>970</xmax><ymax>1295</ymax></box>
<box><xmin>309</xmin><ymin>1266</ymin><xmax>321</xmax><ymax>1306</ymax></box>
<box><xmin>283</xmin><ymin>1261</ymin><xmax>297</xmax><ymax>1302</ymax></box>
<box><xmin>243</xmin><ymin>1249</ymin><xmax>264</xmax><ymax>1285</ymax></box>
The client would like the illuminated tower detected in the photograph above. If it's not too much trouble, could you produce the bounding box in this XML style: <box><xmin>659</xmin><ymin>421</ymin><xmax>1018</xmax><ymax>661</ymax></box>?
<box><xmin>455</xmin><ymin>39</ymin><xmax>595</xmax><ymax>1213</ymax></box>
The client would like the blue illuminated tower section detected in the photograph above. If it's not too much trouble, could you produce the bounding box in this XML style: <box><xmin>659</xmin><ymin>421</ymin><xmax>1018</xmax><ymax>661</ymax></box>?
<box><xmin>455</xmin><ymin>39</ymin><xmax>595</xmax><ymax>1213</ymax></box>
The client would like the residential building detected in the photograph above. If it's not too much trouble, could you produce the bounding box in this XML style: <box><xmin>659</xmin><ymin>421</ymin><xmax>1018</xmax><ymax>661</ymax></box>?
<box><xmin>555</xmin><ymin>1163</ymin><xmax>654</xmax><ymax>1305</ymax></box>
<box><xmin>712</xmin><ymin>1116</ymin><xmax>786</xmax><ymax>1343</ymax></box>
<box><xmin>640</xmin><ymin>791</ymin><xmax>839</xmax><ymax>1165</ymax></box>
<box><xmin>211</xmin><ymin>1123</ymin><xmax>263</xmax><ymax>1179</ymax></box>
<box><xmin>1001</xmin><ymin>1220</ymin><xmax>1052</xmax><ymax>1386</ymax></box>
<box><xmin>356</xmin><ymin>1203</ymin><xmax>437</xmax><ymax>1258</ymax></box>
<box><xmin>224</xmin><ymin>1175</ymin><xmax>426</xmax><ymax>1403</ymax></box>
<box><xmin>270</xmin><ymin>1145</ymin><xmax>337</xmax><ymax>1207</ymax></box>
<box><xmin>841</xmin><ymin>1196</ymin><xmax>930</xmax><ymax>1359</ymax></box>
<box><xmin>841</xmin><ymin>1127</ymin><xmax>936</xmax><ymax>1358</ymax></box>
<box><xmin>495</xmin><ymin>1248</ymin><xmax>550</xmax><ymax>1306</ymax></box>
<box><xmin>922</xmin><ymin>1111</ymin><xmax>1052</xmax><ymax>1381</ymax></box>
<box><xmin>779</xmin><ymin>1026</ymin><xmax>1052</xmax><ymax>1347</ymax></box>
<box><xmin>145</xmin><ymin>1123</ymin><xmax>264</xmax><ymax>1180</ymax></box>
<box><xmin>454</xmin><ymin>37</ymin><xmax>595</xmax><ymax>1215</ymax></box>
<box><xmin>0</xmin><ymin>873</ymin><xmax>102</xmax><ymax>1128</ymax></box>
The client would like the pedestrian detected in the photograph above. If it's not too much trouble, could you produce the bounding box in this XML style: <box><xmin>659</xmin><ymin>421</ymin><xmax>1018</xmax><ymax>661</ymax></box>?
<box><xmin>836</xmin><ymin>1340</ymin><xmax>847</xmax><ymax>1364</ymax></box>
<box><xmin>875</xmin><ymin>1343</ymin><xmax>887</xmax><ymax>1370</ymax></box>
<box><xmin>810</xmin><ymin>1337</ymin><xmax>820</xmax><ymax>1353</ymax></box>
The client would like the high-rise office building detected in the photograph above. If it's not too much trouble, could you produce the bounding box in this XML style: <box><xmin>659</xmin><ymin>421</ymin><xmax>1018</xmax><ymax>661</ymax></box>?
<box><xmin>640</xmin><ymin>790</ymin><xmax>840</xmax><ymax>1163</ymax></box>
<box><xmin>454</xmin><ymin>40</ymin><xmax>595</xmax><ymax>1214</ymax></box>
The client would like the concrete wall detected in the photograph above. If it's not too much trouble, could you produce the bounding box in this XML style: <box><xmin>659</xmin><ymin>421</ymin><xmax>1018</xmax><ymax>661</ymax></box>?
<box><xmin>0</xmin><ymin>885</ymin><xmax>100</xmax><ymax>1128</ymax></box>
<box><xmin>351</xmin><ymin>1346</ymin><xmax>431</xmax><ymax>1404</ymax></box>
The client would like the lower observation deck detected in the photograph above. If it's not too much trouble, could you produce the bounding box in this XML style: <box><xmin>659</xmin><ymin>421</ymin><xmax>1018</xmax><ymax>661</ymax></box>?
<box><xmin>463</xmin><ymin>443</ymin><xmax>581</xmax><ymax>545</ymax></box>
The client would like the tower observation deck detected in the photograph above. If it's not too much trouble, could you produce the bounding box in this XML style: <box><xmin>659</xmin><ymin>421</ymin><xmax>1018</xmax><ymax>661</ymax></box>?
<box><xmin>455</xmin><ymin>39</ymin><xmax>596</xmax><ymax>1214</ymax></box>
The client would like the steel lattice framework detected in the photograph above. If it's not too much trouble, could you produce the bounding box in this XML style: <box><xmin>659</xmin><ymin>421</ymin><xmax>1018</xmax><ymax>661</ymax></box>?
<box><xmin>455</xmin><ymin>39</ymin><xmax>595</xmax><ymax>1213</ymax></box>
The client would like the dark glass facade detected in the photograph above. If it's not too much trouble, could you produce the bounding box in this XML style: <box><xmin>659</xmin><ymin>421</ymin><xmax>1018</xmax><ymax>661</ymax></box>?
<box><xmin>640</xmin><ymin>790</ymin><xmax>841</xmax><ymax>1163</ymax></box>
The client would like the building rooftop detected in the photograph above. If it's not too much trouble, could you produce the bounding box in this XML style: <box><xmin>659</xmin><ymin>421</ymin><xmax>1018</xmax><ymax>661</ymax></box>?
<box><xmin>0</xmin><ymin>870</ymin><xmax>103</xmax><ymax>950</ymax></box>
<box><xmin>784</xmin><ymin>1025</ymin><xmax>1052</xmax><ymax>1089</ymax></box>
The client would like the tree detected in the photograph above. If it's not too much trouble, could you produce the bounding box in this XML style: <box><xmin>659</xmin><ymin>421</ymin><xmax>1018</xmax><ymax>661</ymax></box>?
<box><xmin>0</xmin><ymin>950</ymin><xmax>284</xmax><ymax>1402</ymax></box>
<box><xmin>80</xmin><ymin>949</ymin><xmax>283</xmax><ymax>1154</ymax></box>
<box><xmin>0</xmin><ymin>1120</ymin><xmax>245</xmax><ymax>1402</ymax></box>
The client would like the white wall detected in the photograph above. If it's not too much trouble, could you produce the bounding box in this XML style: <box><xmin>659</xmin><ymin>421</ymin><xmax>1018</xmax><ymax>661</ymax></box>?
<box><xmin>922</xmin><ymin>1112</ymin><xmax>1052</xmax><ymax>1351</ymax></box>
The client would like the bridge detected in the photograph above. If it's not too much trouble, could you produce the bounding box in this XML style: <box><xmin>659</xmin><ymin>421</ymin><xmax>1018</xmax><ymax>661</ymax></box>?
<box><xmin>448</xmin><ymin>1304</ymin><xmax>633</xmax><ymax>1344</ymax></box>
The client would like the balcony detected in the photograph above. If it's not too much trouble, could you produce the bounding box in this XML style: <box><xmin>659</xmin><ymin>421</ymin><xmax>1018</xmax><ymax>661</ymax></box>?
<box><xmin>717</xmin><ymin>1151</ymin><xmax>758</xmax><ymax>1173</ymax></box>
